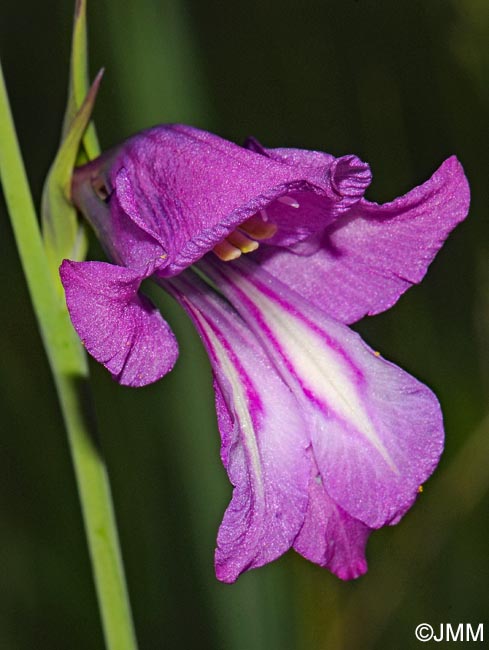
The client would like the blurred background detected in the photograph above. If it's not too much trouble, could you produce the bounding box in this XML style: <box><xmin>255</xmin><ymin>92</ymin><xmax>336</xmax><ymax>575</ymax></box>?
<box><xmin>0</xmin><ymin>0</ymin><xmax>488</xmax><ymax>648</ymax></box>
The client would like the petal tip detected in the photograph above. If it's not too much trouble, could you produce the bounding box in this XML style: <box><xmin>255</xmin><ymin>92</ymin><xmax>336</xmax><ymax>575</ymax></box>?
<box><xmin>330</xmin><ymin>155</ymin><xmax>372</xmax><ymax>199</ymax></box>
<box><xmin>334</xmin><ymin>558</ymin><xmax>368</xmax><ymax>581</ymax></box>
<box><xmin>215</xmin><ymin>558</ymin><xmax>241</xmax><ymax>584</ymax></box>
<box><xmin>445</xmin><ymin>155</ymin><xmax>471</xmax><ymax>202</ymax></box>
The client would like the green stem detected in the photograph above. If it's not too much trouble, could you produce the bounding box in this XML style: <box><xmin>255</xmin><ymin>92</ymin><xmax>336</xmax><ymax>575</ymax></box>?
<box><xmin>0</xmin><ymin>61</ymin><xmax>138</xmax><ymax>650</ymax></box>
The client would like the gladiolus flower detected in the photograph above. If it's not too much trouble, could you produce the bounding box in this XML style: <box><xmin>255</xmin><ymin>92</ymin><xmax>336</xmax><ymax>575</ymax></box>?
<box><xmin>60</xmin><ymin>125</ymin><xmax>470</xmax><ymax>582</ymax></box>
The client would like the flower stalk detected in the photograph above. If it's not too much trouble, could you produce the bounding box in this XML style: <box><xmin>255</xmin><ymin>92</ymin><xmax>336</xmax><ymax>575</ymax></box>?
<box><xmin>0</xmin><ymin>34</ymin><xmax>137</xmax><ymax>650</ymax></box>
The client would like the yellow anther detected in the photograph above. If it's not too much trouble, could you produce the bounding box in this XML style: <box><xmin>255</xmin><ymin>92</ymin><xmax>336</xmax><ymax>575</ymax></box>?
<box><xmin>212</xmin><ymin>212</ymin><xmax>279</xmax><ymax>261</ymax></box>
<box><xmin>417</xmin><ymin>485</ymin><xmax>424</xmax><ymax>494</ymax></box>
<box><xmin>227</xmin><ymin>230</ymin><xmax>259</xmax><ymax>254</ymax></box>
<box><xmin>374</xmin><ymin>350</ymin><xmax>381</xmax><ymax>357</ymax></box>
<box><xmin>240</xmin><ymin>215</ymin><xmax>278</xmax><ymax>240</ymax></box>
<box><xmin>213</xmin><ymin>239</ymin><xmax>242</xmax><ymax>262</ymax></box>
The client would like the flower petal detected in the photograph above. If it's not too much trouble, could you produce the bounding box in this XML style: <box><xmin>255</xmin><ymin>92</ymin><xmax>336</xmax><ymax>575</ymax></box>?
<box><xmin>256</xmin><ymin>156</ymin><xmax>470</xmax><ymax>323</ymax></box>
<box><xmin>293</xmin><ymin>452</ymin><xmax>370</xmax><ymax>580</ymax></box>
<box><xmin>60</xmin><ymin>260</ymin><xmax>178</xmax><ymax>386</ymax></box>
<box><xmin>201</xmin><ymin>259</ymin><xmax>444</xmax><ymax>529</ymax></box>
<box><xmin>80</xmin><ymin>125</ymin><xmax>372</xmax><ymax>275</ymax></box>
<box><xmin>165</xmin><ymin>271</ymin><xmax>309</xmax><ymax>583</ymax></box>
<box><xmin>71</xmin><ymin>159</ymin><xmax>169</xmax><ymax>272</ymax></box>
<box><xmin>245</xmin><ymin>136</ymin><xmax>372</xmax><ymax>212</ymax></box>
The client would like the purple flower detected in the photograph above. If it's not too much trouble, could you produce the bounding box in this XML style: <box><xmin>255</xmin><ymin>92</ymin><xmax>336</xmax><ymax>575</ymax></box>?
<box><xmin>60</xmin><ymin>125</ymin><xmax>470</xmax><ymax>582</ymax></box>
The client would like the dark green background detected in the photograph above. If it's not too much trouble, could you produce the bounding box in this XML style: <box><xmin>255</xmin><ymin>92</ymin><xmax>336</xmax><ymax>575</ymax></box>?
<box><xmin>1</xmin><ymin>1</ymin><xmax>488</xmax><ymax>648</ymax></box>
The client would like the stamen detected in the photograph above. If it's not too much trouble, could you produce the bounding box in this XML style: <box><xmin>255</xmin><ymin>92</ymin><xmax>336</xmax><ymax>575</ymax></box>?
<box><xmin>277</xmin><ymin>195</ymin><xmax>300</xmax><ymax>209</ymax></box>
<box><xmin>212</xmin><ymin>211</ymin><xmax>278</xmax><ymax>262</ymax></box>
<box><xmin>227</xmin><ymin>230</ymin><xmax>259</xmax><ymax>254</ymax></box>
<box><xmin>213</xmin><ymin>240</ymin><xmax>242</xmax><ymax>262</ymax></box>
<box><xmin>240</xmin><ymin>215</ymin><xmax>278</xmax><ymax>240</ymax></box>
<box><xmin>417</xmin><ymin>485</ymin><xmax>424</xmax><ymax>494</ymax></box>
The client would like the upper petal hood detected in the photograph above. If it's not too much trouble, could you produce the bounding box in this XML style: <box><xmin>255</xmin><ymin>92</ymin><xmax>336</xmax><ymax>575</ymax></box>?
<box><xmin>72</xmin><ymin>125</ymin><xmax>371</xmax><ymax>275</ymax></box>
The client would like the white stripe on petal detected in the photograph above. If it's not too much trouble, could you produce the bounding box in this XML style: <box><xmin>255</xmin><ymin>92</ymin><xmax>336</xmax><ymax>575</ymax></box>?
<box><xmin>180</xmin><ymin>296</ymin><xmax>264</xmax><ymax>496</ymax></box>
<box><xmin>229</xmin><ymin>271</ymin><xmax>398</xmax><ymax>474</ymax></box>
